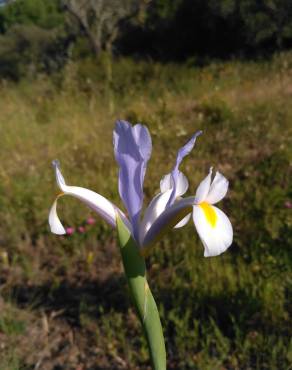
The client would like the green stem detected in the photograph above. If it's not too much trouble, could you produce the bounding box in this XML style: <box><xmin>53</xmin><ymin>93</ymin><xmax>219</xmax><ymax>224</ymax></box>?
<box><xmin>116</xmin><ymin>215</ymin><xmax>166</xmax><ymax>370</ymax></box>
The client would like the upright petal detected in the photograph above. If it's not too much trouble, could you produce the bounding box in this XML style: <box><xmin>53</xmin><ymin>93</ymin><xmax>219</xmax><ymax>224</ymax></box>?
<box><xmin>49</xmin><ymin>161</ymin><xmax>131</xmax><ymax>234</ymax></box>
<box><xmin>195</xmin><ymin>167</ymin><xmax>212</xmax><ymax>204</ymax></box>
<box><xmin>140</xmin><ymin>171</ymin><xmax>189</xmax><ymax>244</ymax></box>
<box><xmin>160</xmin><ymin>173</ymin><xmax>173</xmax><ymax>193</ymax></box>
<box><xmin>192</xmin><ymin>204</ymin><xmax>233</xmax><ymax>257</ymax></box>
<box><xmin>160</xmin><ymin>172</ymin><xmax>189</xmax><ymax>197</ymax></box>
<box><xmin>205</xmin><ymin>171</ymin><xmax>229</xmax><ymax>204</ymax></box>
<box><xmin>113</xmin><ymin>120</ymin><xmax>152</xmax><ymax>240</ymax></box>
<box><xmin>167</xmin><ymin>131</ymin><xmax>202</xmax><ymax>206</ymax></box>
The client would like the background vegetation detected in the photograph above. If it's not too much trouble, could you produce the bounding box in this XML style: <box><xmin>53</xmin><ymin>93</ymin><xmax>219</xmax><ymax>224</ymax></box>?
<box><xmin>1</xmin><ymin>0</ymin><xmax>292</xmax><ymax>80</ymax></box>
<box><xmin>0</xmin><ymin>1</ymin><xmax>291</xmax><ymax>369</ymax></box>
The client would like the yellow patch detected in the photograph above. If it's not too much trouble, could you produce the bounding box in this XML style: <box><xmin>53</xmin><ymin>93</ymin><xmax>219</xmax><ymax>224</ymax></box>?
<box><xmin>199</xmin><ymin>202</ymin><xmax>217</xmax><ymax>227</ymax></box>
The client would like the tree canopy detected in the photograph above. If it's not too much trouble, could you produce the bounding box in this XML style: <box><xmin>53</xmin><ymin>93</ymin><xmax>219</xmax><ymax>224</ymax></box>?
<box><xmin>0</xmin><ymin>0</ymin><xmax>292</xmax><ymax>79</ymax></box>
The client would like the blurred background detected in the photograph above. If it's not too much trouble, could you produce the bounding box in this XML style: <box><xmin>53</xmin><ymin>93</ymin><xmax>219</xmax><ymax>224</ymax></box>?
<box><xmin>0</xmin><ymin>1</ymin><xmax>291</xmax><ymax>369</ymax></box>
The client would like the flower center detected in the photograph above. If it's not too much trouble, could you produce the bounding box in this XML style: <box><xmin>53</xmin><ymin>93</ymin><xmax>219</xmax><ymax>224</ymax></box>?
<box><xmin>199</xmin><ymin>202</ymin><xmax>217</xmax><ymax>227</ymax></box>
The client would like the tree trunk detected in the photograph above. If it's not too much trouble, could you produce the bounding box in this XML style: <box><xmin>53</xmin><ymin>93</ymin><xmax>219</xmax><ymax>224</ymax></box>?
<box><xmin>64</xmin><ymin>2</ymin><xmax>101</xmax><ymax>59</ymax></box>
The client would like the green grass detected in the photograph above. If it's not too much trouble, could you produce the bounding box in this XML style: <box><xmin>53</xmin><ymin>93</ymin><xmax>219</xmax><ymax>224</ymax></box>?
<box><xmin>0</xmin><ymin>52</ymin><xmax>291</xmax><ymax>369</ymax></box>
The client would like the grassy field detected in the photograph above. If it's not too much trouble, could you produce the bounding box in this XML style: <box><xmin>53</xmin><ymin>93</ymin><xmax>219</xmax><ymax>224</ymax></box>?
<box><xmin>0</xmin><ymin>53</ymin><xmax>291</xmax><ymax>370</ymax></box>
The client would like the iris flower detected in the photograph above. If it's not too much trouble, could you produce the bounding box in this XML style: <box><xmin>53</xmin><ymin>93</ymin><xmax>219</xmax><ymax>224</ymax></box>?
<box><xmin>49</xmin><ymin>120</ymin><xmax>233</xmax><ymax>257</ymax></box>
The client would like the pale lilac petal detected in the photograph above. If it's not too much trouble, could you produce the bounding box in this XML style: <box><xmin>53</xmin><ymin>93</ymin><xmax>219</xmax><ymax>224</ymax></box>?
<box><xmin>195</xmin><ymin>167</ymin><xmax>212</xmax><ymax>204</ymax></box>
<box><xmin>113</xmin><ymin>120</ymin><xmax>152</xmax><ymax>240</ymax></box>
<box><xmin>168</xmin><ymin>131</ymin><xmax>202</xmax><ymax>206</ymax></box>
<box><xmin>205</xmin><ymin>171</ymin><xmax>229</xmax><ymax>204</ymax></box>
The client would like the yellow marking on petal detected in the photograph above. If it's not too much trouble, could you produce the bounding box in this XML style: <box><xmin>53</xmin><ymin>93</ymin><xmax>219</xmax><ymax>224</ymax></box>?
<box><xmin>199</xmin><ymin>202</ymin><xmax>217</xmax><ymax>228</ymax></box>
<box><xmin>57</xmin><ymin>192</ymin><xmax>64</xmax><ymax>198</ymax></box>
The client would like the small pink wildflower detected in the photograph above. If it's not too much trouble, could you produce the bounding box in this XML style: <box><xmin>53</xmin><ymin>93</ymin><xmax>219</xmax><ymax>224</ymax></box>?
<box><xmin>66</xmin><ymin>227</ymin><xmax>75</xmax><ymax>235</ymax></box>
<box><xmin>86</xmin><ymin>217</ymin><xmax>95</xmax><ymax>225</ymax></box>
<box><xmin>78</xmin><ymin>226</ymin><xmax>86</xmax><ymax>233</ymax></box>
<box><xmin>284</xmin><ymin>200</ymin><xmax>292</xmax><ymax>209</ymax></box>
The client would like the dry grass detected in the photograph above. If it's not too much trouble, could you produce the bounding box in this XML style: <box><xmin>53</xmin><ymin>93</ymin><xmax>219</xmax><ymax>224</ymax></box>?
<box><xmin>0</xmin><ymin>53</ymin><xmax>291</xmax><ymax>369</ymax></box>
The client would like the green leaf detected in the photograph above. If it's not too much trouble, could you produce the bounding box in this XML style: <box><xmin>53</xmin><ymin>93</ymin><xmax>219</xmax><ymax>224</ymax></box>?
<box><xmin>116</xmin><ymin>215</ymin><xmax>166</xmax><ymax>370</ymax></box>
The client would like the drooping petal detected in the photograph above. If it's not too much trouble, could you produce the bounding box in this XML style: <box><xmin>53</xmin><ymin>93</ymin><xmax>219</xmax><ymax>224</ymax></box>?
<box><xmin>195</xmin><ymin>167</ymin><xmax>212</xmax><ymax>204</ymax></box>
<box><xmin>160</xmin><ymin>172</ymin><xmax>189</xmax><ymax>197</ymax></box>
<box><xmin>192</xmin><ymin>204</ymin><xmax>233</xmax><ymax>257</ymax></box>
<box><xmin>48</xmin><ymin>196</ymin><xmax>66</xmax><ymax>235</ymax></box>
<box><xmin>141</xmin><ymin>196</ymin><xmax>196</xmax><ymax>251</ymax></box>
<box><xmin>113</xmin><ymin>120</ymin><xmax>152</xmax><ymax>240</ymax></box>
<box><xmin>167</xmin><ymin>131</ymin><xmax>202</xmax><ymax>206</ymax></box>
<box><xmin>205</xmin><ymin>171</ymin><xmax>229</xmax><ymax>204</ymax></box>
<box><xmin>49</xmin><ymin>161</ymin><xmax>131</xmax><ymax>234</ymax></box>
<box><xmin>139</xmin><ymin>189</ymin><xmax>172</xmax><ymax>244</ymax></box>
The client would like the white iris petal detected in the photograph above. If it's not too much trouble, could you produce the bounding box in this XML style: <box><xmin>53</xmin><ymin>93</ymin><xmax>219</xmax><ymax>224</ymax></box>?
<box><xmin>160</xmin><ymin>173</ymin><xmax>173</xmax><ymax>193</ymax></box>
<box><xmin>174</xmin><ymin>213</ymin><xmax>191</xmax><ymax>228</ymax></box>
<box><xmin>49</xmin><ymin>161</ymin><xmax>131</xmax><ymax>234</ymax></box>
<box><xmin>192</xmin><ymin>205</ymin><xmax>233</xmax><ymax>257</ymax></box>
<box><xmin>195</xmin><ymin>167</ymin><xmax>212</xmax><ymax>204</ymax></box>
<box><xmin>156</xmin><ymin>171</ymin><xmax>189</xmax><ymax>231</ymax></box>
<box><xmin>48</xmin><ymin>197</ymin><xmax>66</xmax><ymax>235</ymax></box>
<box><xmin>175</xmin><ymin>172</ymin><xmax>189</xmax><ymax>197</ymax></box>
<box><xmin>205</xmin><ymin>171</ymin><xmax>229</xmax><ymax>204</ymax></box>
<box><xmin>160</xmin><ymin>171</ymin><xmax>189</xmax><ymax>197</ymax></box>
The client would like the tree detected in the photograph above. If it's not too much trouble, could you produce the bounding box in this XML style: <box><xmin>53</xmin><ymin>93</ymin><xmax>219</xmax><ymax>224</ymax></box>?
<box><xmin>0</xmin><ymin>0</ymin><xmax>68</xmax><ymax>79</ymax></box>
<box><xmin>62</xmin><ymin>0</ymin><xmax>145</xmax><ymax>57</ymax></box>
<box><xmin>0</xmin><ymin>24</ymin><xmax>61</xmax><ymax>79</ymax></box>
<box><xmin>0</xmin><ymin>0</ymin><xmax>64</xmax><ymax>32</ymax></box>
<box><xmin>240</xmin><ymin>0</ymin><xmax>292</xmax><ymax>50</ymax></box>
